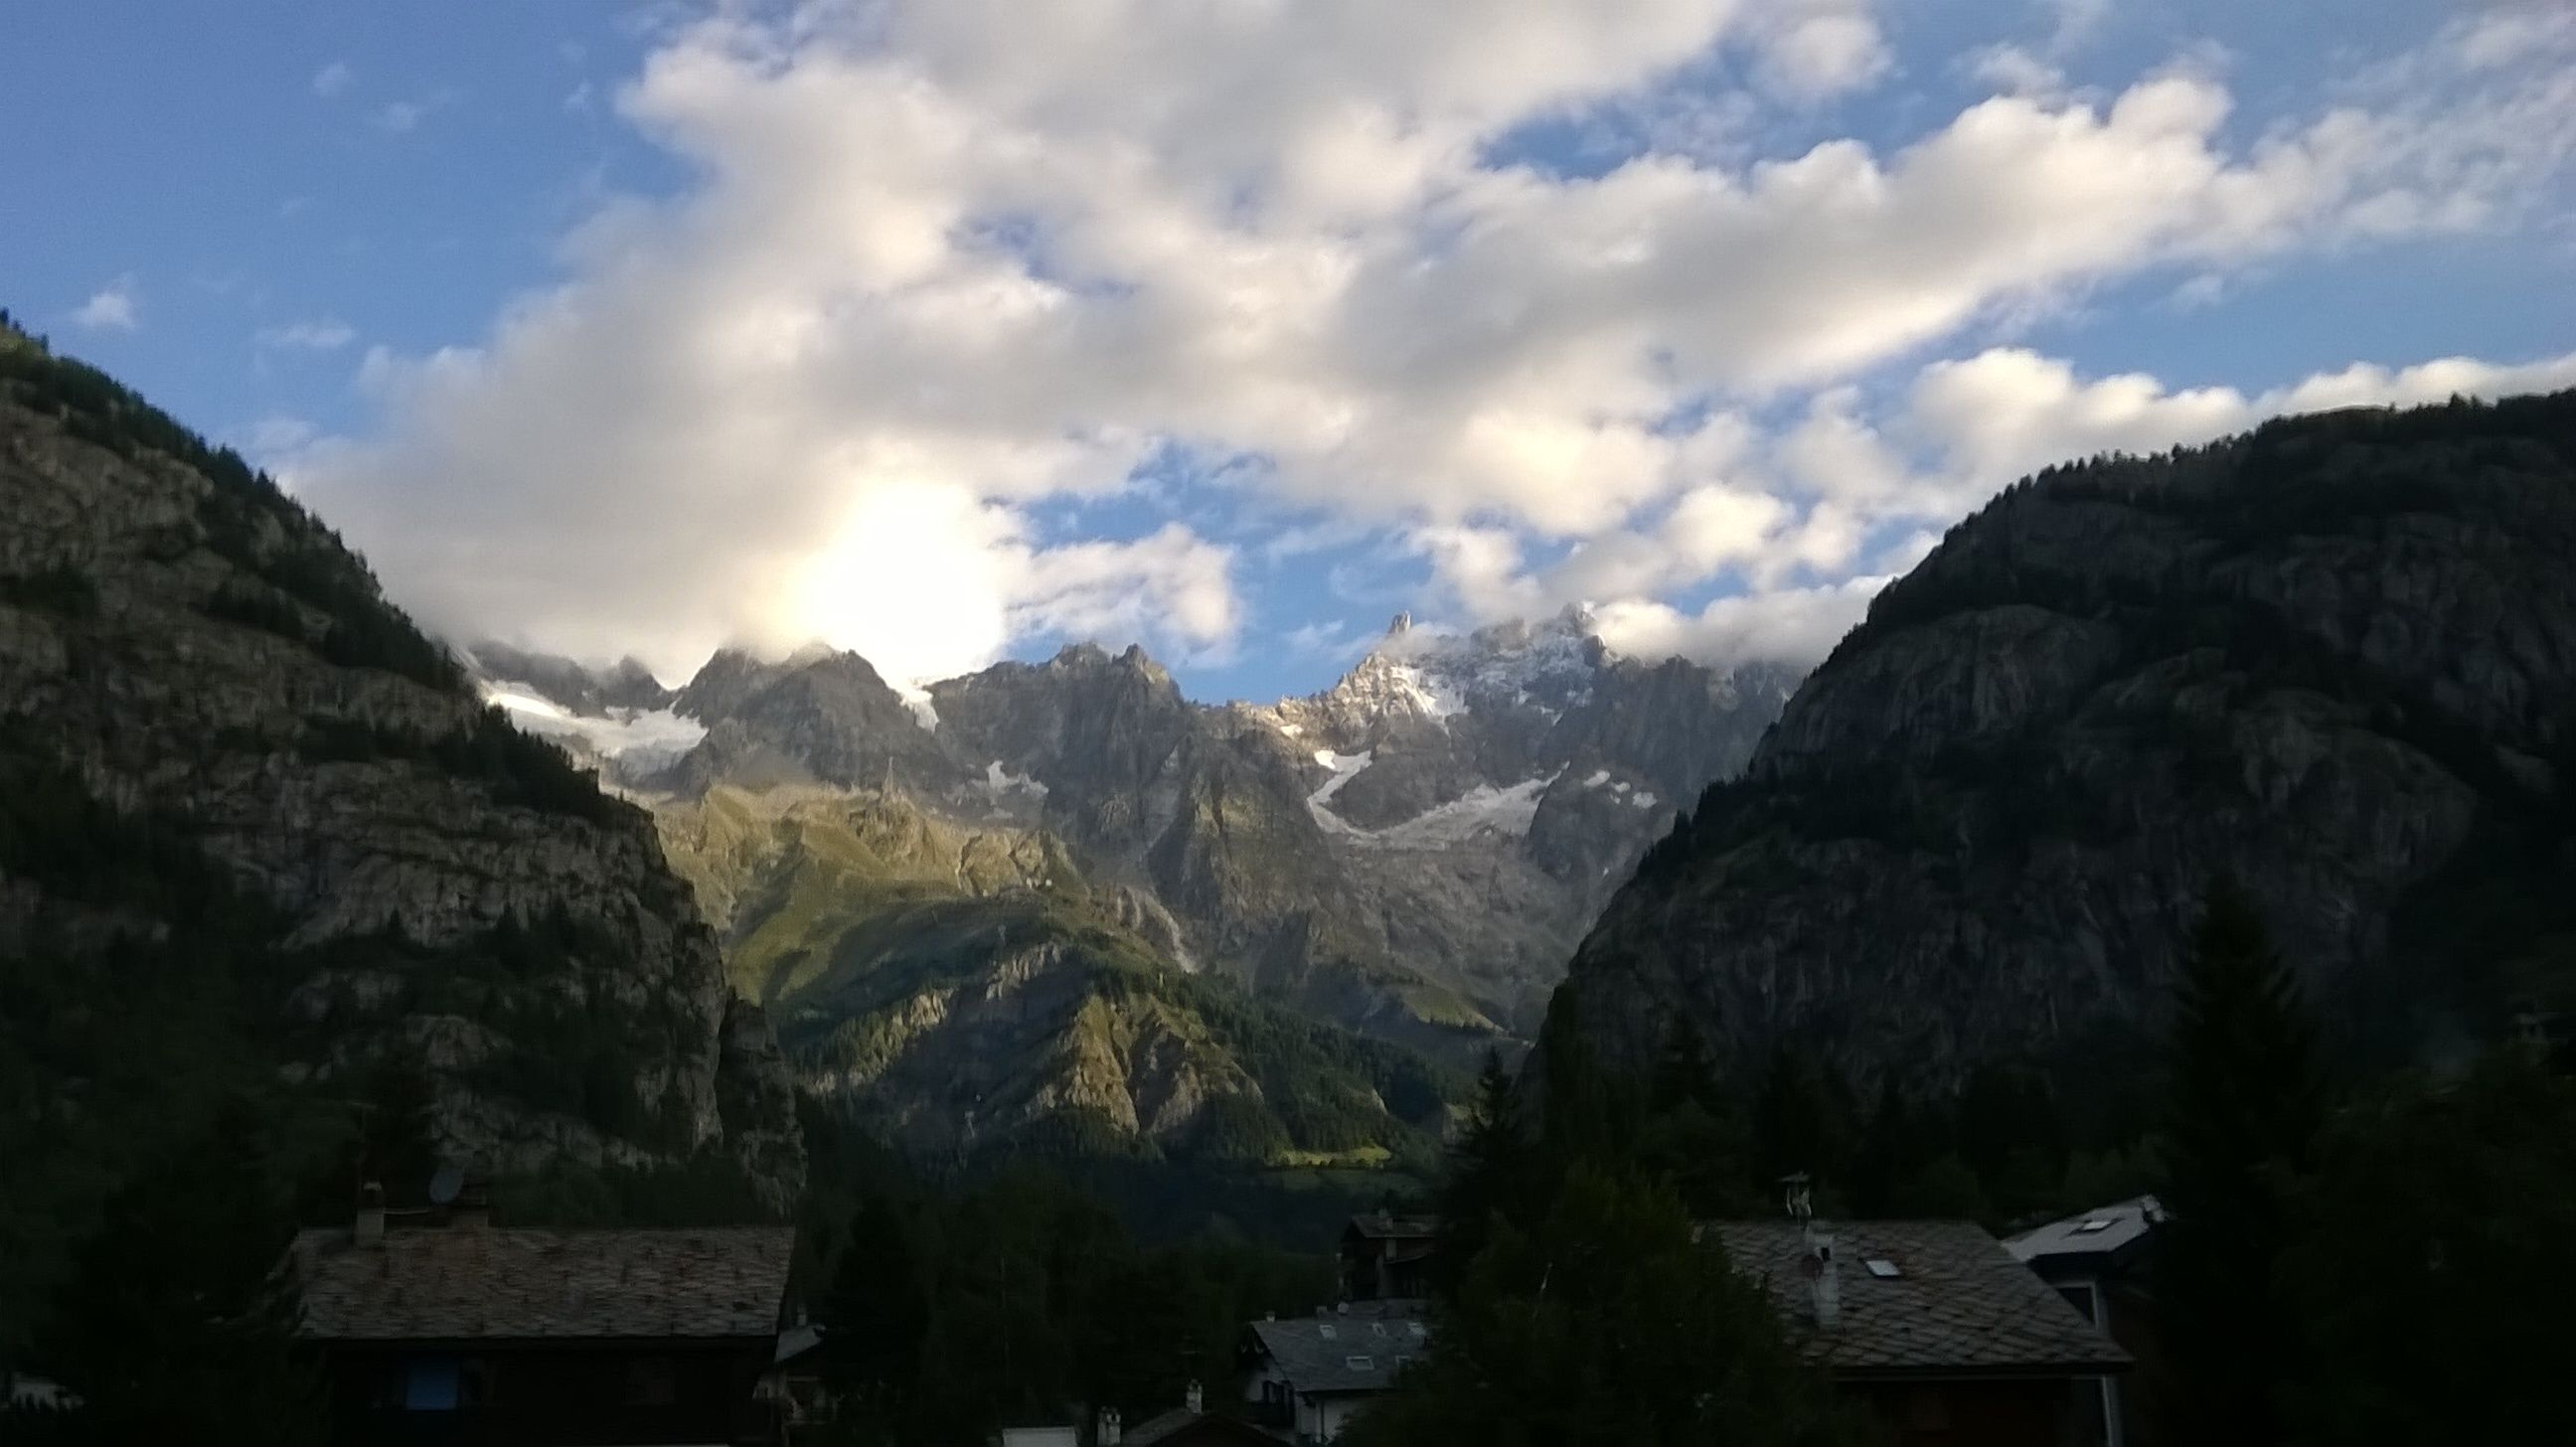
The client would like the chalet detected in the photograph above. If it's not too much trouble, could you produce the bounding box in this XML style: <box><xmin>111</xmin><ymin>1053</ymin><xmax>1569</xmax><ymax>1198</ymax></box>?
<box><xmin>286</xmin><ymin>1188</ymin><xmax>797</xmax><ymax>1446</ymax></box>
<box><xmin>2008</xmin><ymin>1196</ymin><xmax>2164</xmax><ymax>1447</ymax></box>
<box><xmin>1705</xmin><ymin>1215</ymin><xmax>2131</xmax><ymax>1447</ymax></box>
<box><xmin>1337</xmin><ymin>1211</ymin><xmax>1437</xmax><ymax>1301</ymax></box>
<box><xmin>1241</xmin><ymin>1301</ymin><xmax>1428</xmax><ymax>1443</ymax></box>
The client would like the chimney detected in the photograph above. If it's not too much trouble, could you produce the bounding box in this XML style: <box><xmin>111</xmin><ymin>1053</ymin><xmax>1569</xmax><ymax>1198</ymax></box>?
<box><xmin>1186</xmin><ymin>1379</ymin><xmax>1204</xmax><ymax>1415</ymax></box>
<box><xmin>1096</xmin><ymin>1407</ymin><xmax>1122</xmax><ymax>1446</ymax></box>
<box><xmin>355</xmin><ymin>1181</ymin><xmax>387</xmax><ymax>1248</ymax></box>
<box><xmin>1804</xmin><ymin>1219</ymin><xmax>1843</xmax><ymax>1332</ymax></box>
<box><xmin>450</xmin><ymin>1176</ymin><xmax>492</xmax><ymax>1232</ymax></box>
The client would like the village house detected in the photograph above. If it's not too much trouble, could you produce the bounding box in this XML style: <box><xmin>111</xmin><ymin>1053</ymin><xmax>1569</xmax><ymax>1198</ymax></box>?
<box><xmin>285</xmin><ymin>1184</ymin><xmax>798</xmax><ymax>1446</ymax></box>
<box><xmin>1706</xmin><ymin>1212</ymin><xmax>2131</xmax><ymax>1447</ymax></box>
<box><xmin>1240</xmin><ymin>1300</ymin><xmax>1428</xmax><ymax>1443</ymax></box>
<box><xmin>2008</xmin><ymin>1197</ymin><xmax>2164</xmax><ymax>1447</ymax></box>
<box><xmin>1337</xmin><ymin>1211</ymin><xmax>1437</xmax><ymax>1301</ymax></box>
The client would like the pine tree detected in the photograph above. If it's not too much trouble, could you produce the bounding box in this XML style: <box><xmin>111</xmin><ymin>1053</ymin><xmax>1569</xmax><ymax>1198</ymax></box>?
<box><xmin>2280</xmin><ymin>1049</ymin><xmax>2576</xmax><ymax>1445</ymax></box>
<box><xmin>1640</xmin><ymin>1019</ymin><xmax>1757</xmax><ymax>1214</ymax></box>
<box><xmin>1434</xmin><ymin>1048</ymin><xmax>1531</xmax><ymax>1295</ymax></box>
<box><xmin>19</xmin><ymin>1099</ymin><xmax>323</xmax><ymax>1445</ymax></box>
<box><xmin>1343</xmin><ymin>1165</ymin><xmax>1867</xmax><ymax>1447</ymax></box>
<box><xmin>2153</xmin><ymin>879</ymin><xmax>2324</xmax><ymax>1443</ymax></box>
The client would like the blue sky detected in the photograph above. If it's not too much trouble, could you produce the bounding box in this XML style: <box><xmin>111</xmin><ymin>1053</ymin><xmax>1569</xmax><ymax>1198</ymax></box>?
<box><xmin>6</xmin><ymin>1</ymin><xmax>2572</xmax><ymax>703</ymax></box>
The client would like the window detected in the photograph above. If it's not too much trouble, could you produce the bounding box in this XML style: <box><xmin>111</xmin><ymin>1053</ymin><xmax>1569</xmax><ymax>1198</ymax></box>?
<box><xmin>1345</xmin><ymin>1355</ymin><xmax>1375</xmax><ymax>1370</ymax></box>
<box><xmin>1863</xmin><ymin>1258</ymin><xmax>1903</xmax><ymax>1278</ymax></box>
<box><xmin>2076</xmin><ymin>1217</ymin><xmax>2114</xmax><ymax>1233</ymax></box>
<box><xmin>401</xmin><ymin>1360</ymin><xmax>461</xmax><ymax>1411</ymax></box>
<box><xmin>2056</xmin><ymin>1282</ymin><xmax>2100</xmax><ymax>1324</ymax></box>
<box><xmin>1406</xmin><ymin>1321</ymin><xmax>1426</xmax><ymax>1340</ymax></box>
<box><xmin>1318</xmin><ymin>1323</ymin><xmax>1337</xmax><ymax>1340</ymax></box>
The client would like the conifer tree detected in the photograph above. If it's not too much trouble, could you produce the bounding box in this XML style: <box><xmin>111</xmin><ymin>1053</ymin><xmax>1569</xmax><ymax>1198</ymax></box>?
<box><xmin>1434</xmin><ymin>1047</ymin><xmax>1531</xmax><ymax>1295</ymax></box>
<box><xmin>1344</xmin><ymin>1165</ymin><xmax>1866</xmax><ymax>1447</ymax></box>
<box><xmin>2153</xmin><ymin>879</ymin><xmax>2324</xmax><ymax>1443</ymax></box>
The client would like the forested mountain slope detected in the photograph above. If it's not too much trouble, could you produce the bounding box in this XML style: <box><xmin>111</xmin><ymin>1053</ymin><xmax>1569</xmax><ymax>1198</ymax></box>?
<box><xmin>1563</xmin><ymin>392</ymin><xmax>2576</xmax><ymax>1092</ymax></box>
<box><xmin>0</xmin><ymin>320</ymin><xmax>800</xmax><ymax>1342</ymax></box>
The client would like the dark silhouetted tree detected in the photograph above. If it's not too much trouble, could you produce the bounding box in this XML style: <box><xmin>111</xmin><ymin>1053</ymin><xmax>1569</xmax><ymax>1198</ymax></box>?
<box><xmin>2153</xmin><ymin>880</ymin><xmax>2324</xmax><ymax>1443</ymax></box>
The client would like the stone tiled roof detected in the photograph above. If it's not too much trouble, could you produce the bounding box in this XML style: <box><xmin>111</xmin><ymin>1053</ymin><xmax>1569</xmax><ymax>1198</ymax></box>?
<box><xmin>288</xmin><ymin>1225</ymin><xmax>795</xmax><ymax>1342</ymax></box>
<box><xmin>1704</xmin><ymin>1219</ymin><xmax>2130</xmax><ymax>1376</ymax></box>
<box><xmin>1247</xmin><ymin>1302</ymin><xmax>1431</xmax><ymax>1395</ymax></box>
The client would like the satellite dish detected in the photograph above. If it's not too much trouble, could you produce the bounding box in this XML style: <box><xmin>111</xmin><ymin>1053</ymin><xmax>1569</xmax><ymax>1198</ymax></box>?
<box><xmin>428</xmin><ymin>1164</ymin><xmax>465</xmax><ymax>1206</ymax></box>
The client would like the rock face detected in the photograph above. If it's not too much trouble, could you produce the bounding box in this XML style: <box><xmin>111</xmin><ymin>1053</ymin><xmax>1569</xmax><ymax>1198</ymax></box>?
<box><xmin>527</xmin><ymin>607</ymin><xmax>1793</xmax><ymax>1049</ymax></box>
<box><xmin>1562</xmin><ymin>393</ymin><xmax>2576</xmax><ymax>1091</ymax></box>
<box><xmin>0</xmin><ymin>326</ymin><xmax>801</xmax><ymax>1219</ymax></box>
<box><xmin>490</xmin><ymin>597</ymin><xmax>1791</xmax><ymax>1158</ymax></box>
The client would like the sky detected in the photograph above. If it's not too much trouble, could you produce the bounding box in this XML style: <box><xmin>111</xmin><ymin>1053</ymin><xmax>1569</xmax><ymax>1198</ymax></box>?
<box><xmin>6</xmin><ymin>1</ymin><xmax>2573</xmax><ymax>703</ymax></box>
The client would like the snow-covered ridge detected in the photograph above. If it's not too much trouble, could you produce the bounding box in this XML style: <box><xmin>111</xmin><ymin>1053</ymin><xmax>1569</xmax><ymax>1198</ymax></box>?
<box><xmin>1315</xmin><ymin>605</ymin><xmax>1606</xmax><ymax>727</ymax></box>
<box><xmin>482</xmin><ymin>683</ymin><xmax>707</xmax><ymax>770</ymax></box>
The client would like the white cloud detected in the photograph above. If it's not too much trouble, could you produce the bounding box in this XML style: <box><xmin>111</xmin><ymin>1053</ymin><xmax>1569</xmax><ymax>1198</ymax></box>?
<box><xmin>312</xmin><ymin>61</ymin><xmax>354</xmax><ymax>98</ymax></box>
<box><xmin>374</xmin><ymin>100</ymin><xmax>428</xmax><ymax>133</ymax></box>
<box><xmin>300</xmin><ymin>2</ymin><xmax>2576</xmax><ymax>688</ymax></box>
<box><xmin>72</xmin><ymin>278</ymin><xmax>139</xmax><ymax>332</ymax></box>
<box><xmin>1593</xmin><ymin>578</ymin><xmax>1886</xmax><ymax>668</ymax></box>
<box><xmin>1755</xmin><ymin>5</ymin><xmax>1893</xmax><ymax>101</ymax></box>
<box><xmin>256</xmin><ymin>319</ymin><xmax>356</xmax><ymax>352</ymax></box>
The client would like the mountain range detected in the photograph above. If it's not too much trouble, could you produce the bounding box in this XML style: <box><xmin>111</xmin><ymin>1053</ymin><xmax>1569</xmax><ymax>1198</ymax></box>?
<box><xmin>469</xmin><ymin>609</ymin><xmax>1797</xmax><ymax>1160</ymax></box>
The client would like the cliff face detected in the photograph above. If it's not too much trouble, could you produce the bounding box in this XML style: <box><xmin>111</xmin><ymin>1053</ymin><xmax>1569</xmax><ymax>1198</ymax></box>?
<box><xmin>0</xmin><ymin>327</ymin><xmax>801</xmax><ymax>1257</ymax></box>
<box><xmin>493</xmin><ymin>596</ymin><xmax>1791</xmax><ymax>1160</ymax></box>
<box><xmin>1564</xmin><ymin>393</ymin><xmax>2576</xmax><ymax>1089</ymax></box>
<box><xmin>578</xmin><ymin>608</ymin><xmax>1793</xmax><ymax>1055</ymax></box>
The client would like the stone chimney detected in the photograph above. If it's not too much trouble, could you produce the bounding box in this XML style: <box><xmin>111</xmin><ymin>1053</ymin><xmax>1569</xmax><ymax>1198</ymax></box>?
<box><xmin>1804</xmin><ymin>1219</ymin><xmax>1842</xmax><ymax>1332</ymax></box>
<box><xmin>355</xmin><ymin>1181</ymin><xmax>387</xmax><ymax>1248</ymax></box>
<box><xmin>1096</xmin><ymin>1406</ymin><xmax>1122</xmax><ymax>1446</ymax></box>
<box><xmin>1186</xmin><ymin>1379</ymin><xmax>1204</xmax><ymax>1414</ymax></box>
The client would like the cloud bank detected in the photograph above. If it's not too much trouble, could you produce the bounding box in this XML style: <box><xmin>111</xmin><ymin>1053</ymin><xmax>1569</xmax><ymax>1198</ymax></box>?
<box><xmin>296</xmin><ymin>1</ymin><xmax>2576</xmax><ymax>689</ymax></box>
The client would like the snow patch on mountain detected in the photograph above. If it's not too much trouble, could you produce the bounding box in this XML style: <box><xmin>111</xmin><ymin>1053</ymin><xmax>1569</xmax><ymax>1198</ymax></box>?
<box><xmin>982</xmin><ymin>759</ymin><xmax>1048</xmax><ymax>798</ymax></box>
<box><xmin>483</xmin><ymin>683</ymin><xmax>707</xmax><ymax>771</ymax></box>
<box><xmin>898</xmin><ymin>684</ymin><xmax>940</xmax><ymax>730</ymax></box>
<box><xmin>1365</xmin><ymin>773</ymin><xmax>1558</xmax><ymax>848</ymax></box>
<box><xmin>1305</xmin><ymin>748</ymin><xmax>1374</xmax><ymax>834</ymax></box>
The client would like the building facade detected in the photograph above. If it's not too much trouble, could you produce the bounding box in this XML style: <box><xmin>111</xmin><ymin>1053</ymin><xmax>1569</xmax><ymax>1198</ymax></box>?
<box><xmin>287</xmin><ymin>1199</ymin><xmax>797</xmax><ymax>1446</ymax></box>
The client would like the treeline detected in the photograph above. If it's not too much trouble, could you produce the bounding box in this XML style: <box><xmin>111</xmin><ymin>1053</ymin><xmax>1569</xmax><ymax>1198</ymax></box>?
<box><xmin>1340</xmin><ymin>993</ymin><xmax>1871</xmax><ymax>1444</ymax></box>
<box><xmin>2151</xmin><ymin>884</ymin><xmax>2576</xmax><ymax>1444</ymax></box>
<box><xmin>296</xmin><ymin>706</ymin><xmax>638</xmax><ymax>828</ymax></box>
<box><xmin>1351</xmin><ymin>882</ymin><xmax>2576</xmax><ymax>1443</ymax></box>
<box><xmin>1834</xmin><ymin>389</ymin><xmax>2576</xmax><ymax>665</ymax></box>
<box><xmin>2</xmin><ymin>316</ymin><xmax>461</xmax><ymax>690</ymax></box>
<box><xmin>789</xmin><ymin>1099</ymin><xmax>1335</xmax><ymax>1445</ymax></box>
